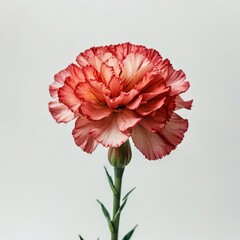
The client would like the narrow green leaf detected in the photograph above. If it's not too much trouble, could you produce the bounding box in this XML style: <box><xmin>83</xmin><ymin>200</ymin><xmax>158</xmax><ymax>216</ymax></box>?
<box><xmin>113</xmin><ymin>198</ymin><xmax>128</xmax><ymax>223</ymax></box>
<box><xmin>122</xmin><ymin>225</ymin><xmax>138</xmax><ymax>240</ymax></box>
<box><xmin>96</xmin><ymin>199</ymin><xmax>114</xmax><ymax>233</ymax></box>
<box><xmin>122</xmin><ymin>187</ymin><xmax>136</xmax><ymax>201</ymax></box>
<box><xmin>104</xmin><ymin>166</ymin><xmax>118</xmax><ymax>196</ymax></box>
<box><xmin>78</xmin><ymin>235</ymin><xmax>85</xmax><ymax>240</ymax></box>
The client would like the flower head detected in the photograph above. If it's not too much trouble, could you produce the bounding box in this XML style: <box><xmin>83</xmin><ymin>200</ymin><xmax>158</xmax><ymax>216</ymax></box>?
<box><xmin>49</xmin><ymin>42</ymin><xmax>192</xmax><ymax>160</ymax></box>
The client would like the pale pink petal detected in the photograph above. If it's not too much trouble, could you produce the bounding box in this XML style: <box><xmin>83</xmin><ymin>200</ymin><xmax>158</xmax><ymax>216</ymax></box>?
<box><xmin>144</xmin><ymin>48</ymin><xmax>163</xmax><ymax>66</ymax></box>
<box><xmin>58</xmin><ymin>77</ymin><xmax>81</xmax><ymax>112</ymax></box>
<box><xmin>158</xmin><ymin>59</ymin><xmax>189</xmax><ymax>96</ymax></box>
<box><xmin>72</xmin><ymin>116</ymin><xmax>99</xmax><ymax>153</ymax></box>
<box><xmin>167</xmin><ymin>68</ymin><xmax>189</xmax><ymax>96</ymax></box>
<box><xmin>109</xmin><ymin>42</ymin><xmax>147</xmax><ymax>61</ymax></box>
<box><xmin>87</xmin><ymin>55</ymin><xmax>103</xmax><ymax>72</ymax></box>
<box><xmin>76</xmin><ymin>46</ymin><xmax>110</xmax><ymax>67</ymax></box>
<box><xmin>132</xmin><ymin>123</ymin><xmax>174</xmax><ymax>160</ymax></box>
<box><xmin>79</xmin><ymin>101</ymin><xmax>112</xmax><ymax>120</ymax></box>
<box><xmin>49</xmin><ymin>69</ymin><xmax>69</xmax><ymax>98</ymax></box>
<box><xmin>105</xmin><ymin>57</ymin><xmax>122</xmax><ymax>77</ymax></box>
<box><xmin>66</xmin><ymin>64</ymin><xmax>85</xmax><ymax>83</ymax></box>
<box><xmin>116</xmin><ymin>109</ymin><xmax>141</xmax><ymax>131</ymax></box>
<box><xmin>125</xmin><ymin>63</ymin><xmax>154</xmax><ymax>91</ymax></box>
<box><xmin>159</xmin><ymin>113</ymin><xmax>188</xmax><ymax>146</ymax></box>
<box><xmin>175</xmin><ymin>95</ymin><xmax>193</xmax><ymax>110</ymax></box>
<box><xmin>100</xmin><ymin>63</ymin><xmax>115</xmax><ymax>86</ymax></box>
<box><xmin>90</xmin><ymin>113</ymin><xmax>130</xmax><ymax>147</ymax></box>
<box><xmin>48</xmin><ymin>101</ymin><xmax>75</xmax><ymax>123</ymax></box>
<box><xmin>120</xmin><ymin>53</ymin><xmax>151</xmax><ymax>88</ymax></box>
<box><xmin>81</xmin><ymin>65</ymin><xmax>99</xmax><ymax>80</ymax></box>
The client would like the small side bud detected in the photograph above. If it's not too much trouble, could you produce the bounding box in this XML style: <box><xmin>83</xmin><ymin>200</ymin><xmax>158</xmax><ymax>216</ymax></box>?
<box><xmin>108</xmin><ymin>140</ymin><xmax>132</xmax><ymax>168</ymax></box>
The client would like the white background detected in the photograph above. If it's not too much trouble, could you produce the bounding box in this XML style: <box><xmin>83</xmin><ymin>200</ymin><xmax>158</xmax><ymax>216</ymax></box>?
<box><xmin>0</xmin><ymin>0</ymin><xmax>240</xmax><ymax>239</ymax></box>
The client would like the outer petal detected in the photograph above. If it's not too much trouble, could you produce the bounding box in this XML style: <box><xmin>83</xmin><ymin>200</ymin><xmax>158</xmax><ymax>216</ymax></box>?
<box><xmin>175</xmin><ymin>95</ymin><xmax>193</xmax><ymax>110</ymax></box>
<box><xmin>132</xmin><ymin>123</ymin><xmax>174</xmax><ymax>160</ymax></box>
<box><xmin>49</xmin><ymin>69</ymin><xmax>69</xmax><ymax>98</ymax></box>
<box><xmin>116</xmin><ymin>109</ymin><xmax>141</xmax><ymax>131</ymax></box>
<box><xmin>76</xmin><ymin>46</ymin><xmax>110</xmax><ymax>67</ymax></box>
<box><xmin>109</xmin><ymin>42</ymin><xmax>147</xmax><ymax>61</ymax></box>
<box><xmin>159</xmin><ymin>59</ymin><xmax>190</xmax><ymax>96</ymax></box>
<box><xmin>58</xmin><ymin>77</ymin><xmax>81</xmax><ymax>112</ymax></box>
<box><xmin>159</xmin><ymin>113</ymin><xmax>188</xmax><ymax>146</ymax></box>
<box><xmin>48</xmin><ymin>101</ymin><xmax>75</xmax><ymax>123</ymax></box>
<box><xmin>132</xmin><ymin>112</ymin><xmax>189</xmax><ymax>160</ymax></box>
<box><xmin>89</xmin><ymin>113</ymin><xmax>130</xmax><ymax>147</ymax></box>
<box><xmin>140</xmin><ymin>115</ymin><xmax>166</xmax><ymax>132</ymax></box>
<box><xmin>66</xmin><ymin>64</ymin><xmax>85</xmax><ymax>83</ymax></box>
<box><xmin>72</xmin><ymin>116</ymin><xmax>99</xmax><ymax>153</ymax></box>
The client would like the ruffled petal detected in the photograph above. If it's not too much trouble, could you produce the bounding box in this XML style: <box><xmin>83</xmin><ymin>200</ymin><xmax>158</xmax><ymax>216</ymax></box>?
<box><xmin>66</xmin><ymin>64</ymin><xmax>85</xmax><ymax>83</ymax></box>
<box><xmin>159</xmin><ymin>113</ymin><xmax>188</xmax><ymax>146</ymax></box>
<box><xmin>81</xmin><ymin>65</ymin><xmax>99</xmax><ymax>80</ymax></box>
<box><xmin>100</xmin><ymin>63</ymin><xmax>115</xmax><ymax>86</ymax></box>
<box><xmin>72</xmin><ymin>116</ymin><xmax>99</xmax><ymax>153</ymax></box>
<box><xmin>105</xmin><ymin>56</ymin><xmax>122</xmax><ymax>77</ymax></box>
<box><xmin>105</xmin><ymin>89</ymin><xmax>138</xmax><ymax>109</ymax></box>
<box><xmin>132</xmin><ymin>112</ymin><xmax>189</xmax><ymax>160</ymax></box>
<box><xmin>158</xmin><ymin>60</ymin><xmax>189</xmax><ymax>96</ymax></box>
<box><xmin>116</xmin><ymin>109</ymin><xmax>141</xmax><ymax>131</ymax></box>
<box><xmin>49</xmin><ymin>69</ymin><xmax>69</xmax><ymax>98</ymax></box>
<box><xmin>79</xmin><ymin>101</ymin><xmax>112</xmax><ymax>120</ymax></box>
<box><xmin>58</xmin><ymin>77</ymin><xmax>81</xmax><ymax>112</ymax></box>
<box><xmin>108</xmin><ymin>76</ymin><xmax>124</xmax><ymax>98</ymax></box>
<box><xmin>167</xmin><ymin>68</ymin><xmax>189</xmax><ymax>96</ymax></box>
<box><xmin>136</xmin><ymin>97</ymin><xmax>166</xmax><ymax>116</ymax></box>
<box><xmin>132</xmin><ymin>123</ymin><xmax>174</xmax><ymax>160</ymax></box>
<box><xmin>75</xmin><ymin>80</ymin><xmax>109</xmax><ymax>104</ymax></box>
<box><xmin>120</xmin><ymin>53</ymin><xmax>152</xmax><ymax>90</ymax></box>
<box><xmin>140</xmin><ymin>115</ymin><xmax>166</xmax><ymax>132</ymax></box>
<box><xmin>175</xmin><ymin>95</ymin><xmax>193</xmax><ymax>110</ymax></box>
<box><xmin>126</xmin><ymin>95</ymin><xmax>145</xmax><ymax>110</ymax></box>
<box><xmin>109</xmin><ymin>42</ymin><xmax>147</xmax><ymax>61</ymax></box>
<box><xmin>48</xmin><ymin>101</ymin><xmax>75</xmax><ymax>123</ymax></box>
<box><xmin>49</xmin><ymin>65</ymin><xmax>85</xmax><ymax>98</ymax></box>
<box><xmin>76</xmin><ymin>46</ymin><xmax>110</xmax><ymax>67</ymax></box>
<box><xmin>89</xmin><ymin>113</ymin><xmax>130</xmax><ymax>147</ymax></box>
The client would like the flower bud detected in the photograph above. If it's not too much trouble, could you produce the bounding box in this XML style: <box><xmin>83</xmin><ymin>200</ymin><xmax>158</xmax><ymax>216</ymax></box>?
<box><xmin>108</xmin><ymin>140</ymin><xmax>132</xmax><ymax>168</ymax></box>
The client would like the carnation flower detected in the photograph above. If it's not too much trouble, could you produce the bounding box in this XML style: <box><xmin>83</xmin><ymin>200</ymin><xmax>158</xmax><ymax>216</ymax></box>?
<box><xmin>49</xmin><ymin>42</ymin><xmax>192</xmax><ymax>160</ymax></box>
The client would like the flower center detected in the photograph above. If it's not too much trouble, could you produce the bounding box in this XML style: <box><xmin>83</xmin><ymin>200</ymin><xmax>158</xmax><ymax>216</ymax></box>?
<box><xmin>116</xmin><ymin>105</ymin><xmax>126</xmax><ymax>110</ymax></box>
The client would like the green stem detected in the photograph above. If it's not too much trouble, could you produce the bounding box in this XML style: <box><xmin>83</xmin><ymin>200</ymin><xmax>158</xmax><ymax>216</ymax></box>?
<box><xmin>111</xmin><ymin>167</ymin><xmax>124</xmax><ymax>240</ymax></box>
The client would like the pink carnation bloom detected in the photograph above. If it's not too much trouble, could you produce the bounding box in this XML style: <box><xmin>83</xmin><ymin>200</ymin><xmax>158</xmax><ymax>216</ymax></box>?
<box><xmin>49</xmin><ymin>43</ymin><xmax>192</xmax><ymax>160</ymax></box>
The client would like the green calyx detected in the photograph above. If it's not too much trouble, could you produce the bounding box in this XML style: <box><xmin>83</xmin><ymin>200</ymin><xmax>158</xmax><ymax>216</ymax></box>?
<box><xmin>108</xmin><ymin>140</ymin><xmax>132</xmax><ymax>168</ymax></box>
